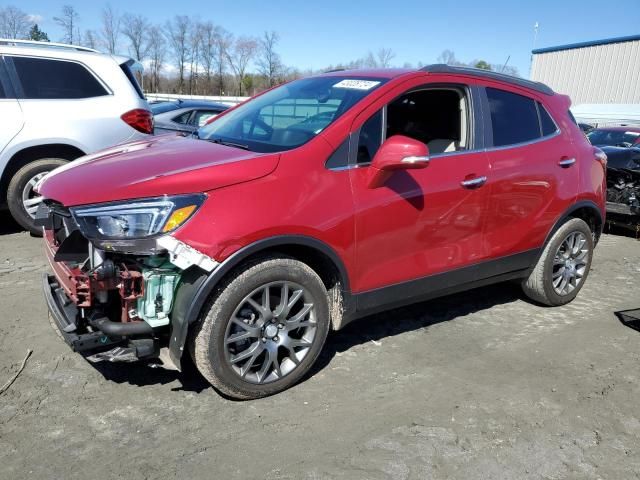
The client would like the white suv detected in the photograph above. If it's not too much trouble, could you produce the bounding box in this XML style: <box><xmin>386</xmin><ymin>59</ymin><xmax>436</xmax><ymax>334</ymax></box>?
<box><xmin>0</xmin><ymin>39</ymin><xmax>152</xmax><ymax>234</ymax></box>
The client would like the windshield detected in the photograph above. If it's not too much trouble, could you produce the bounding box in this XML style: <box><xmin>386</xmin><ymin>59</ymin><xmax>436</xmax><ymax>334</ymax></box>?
<box><xmin>587</xmin><ymin>129</ymin><xmax>640</xmax><ymax>147</ymax></box>
<box><xmin>198</xmin><ymin>76</ymin><xmax>387</xmax><ymax>153</ymax></box>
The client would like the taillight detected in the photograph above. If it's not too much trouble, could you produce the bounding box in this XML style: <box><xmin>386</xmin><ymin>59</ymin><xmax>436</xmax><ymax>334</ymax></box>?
<box><xmin>121</xmin><ymin>109</ymin><xmax>153</xmax><ymax>134</ymax></box>
<box><xmin>593</xmin><ymin>147</ymin><xmax>607</xmax><ymax>167</ymax></box>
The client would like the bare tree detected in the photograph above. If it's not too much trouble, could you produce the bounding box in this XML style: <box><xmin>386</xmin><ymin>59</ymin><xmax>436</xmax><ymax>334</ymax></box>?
<box><xmin>376</xmin><ymin>48</ymin><xmax>395</xmax><ymax>68</ymax></box>
<box><xmin>437</xmin><ymin>49</ymin><xmax>458</xmax><ymax>65</ymax></box>
<box><xmin>256</xmin><ymin>31</ymin><xmax>283</xmax><ymax>88</ymax></box>
<box><xmin>198</xmin><ymin>21</ymin><xmax>220</xmax><ymax>94</ymax></box>
<box><xmin>0</xmin><ymin>6</ymin><xmax>31</xmax><ymax>39</ymax></box>
<box><xmin>121</xmin><ymin>13</ymin><xmax>149</xmax><ymax>61</ymax></box>
<box><xmin>147</xmin><ymin>25</ymin><xmax>165</xmax><ymax>93</ymax></box>
<box><xmin>226</xmin><ymin>36</ymin><xmax>258</xmax><ymax>95</ymax></box>
<box><xmin>363</xmin><ymin>52</ymin><xmax>377</xmax><ymax>68</ymax></box>
<box><xmin>82</xmin><ymin>29</ymin><xmax>98</xmax><ymax>50</ymax></box>
<box><xmin>166</xmin><ymin>15</ymin><xmax>191</xmax><ymax>93</ymax></box>
<box><xmin>53</xmin><ymin>5</ymin><xmax>79</xmax><ymax>44</ymax></box>
<box><xmin>214</xmin><ymin>28</ymin><xmax>232</xmax><ymax>95</ymax></box>
<box><xmin>188</xmin><ymin>21</ymin><xmax>203</xmax><ymax>94</ymax></box>
<box><xmin>100</xmin><ymin>4</ymin><xmax>120</xmax><ymax>54</ymax></box>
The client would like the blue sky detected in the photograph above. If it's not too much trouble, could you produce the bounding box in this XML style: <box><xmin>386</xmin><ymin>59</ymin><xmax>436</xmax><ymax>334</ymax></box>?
<box><xmin>16</xmin><ymin>0</ymin><xmax>640</xmax><ymax>78</ymax></box>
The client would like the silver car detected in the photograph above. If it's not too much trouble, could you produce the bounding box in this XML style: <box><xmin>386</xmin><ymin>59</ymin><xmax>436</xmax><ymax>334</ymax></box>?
<box><xmin>151</xmin><ymin>100</ymin><xmax>229</xmax><ymax>135</ymax></box>
<box><xmin>0</xmin><ymin>39</ymin><xmax>151</xmax><ymax>234</ymax></box>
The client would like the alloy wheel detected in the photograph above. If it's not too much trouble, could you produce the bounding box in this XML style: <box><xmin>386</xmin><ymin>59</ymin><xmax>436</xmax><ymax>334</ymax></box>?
<box><xmin>224</xmin><ymin>281</ymin><xmax>317</xmax><ymax>384</ymax></box>
<box><xmin>21</xmin><ymin>172</ymin><xmax>48</xmax><ymax>219</ymax></box>
<box><xmin>551</xmin><ymin>231</ymin><xmax>590</xmax><ymax>296</ymax></box>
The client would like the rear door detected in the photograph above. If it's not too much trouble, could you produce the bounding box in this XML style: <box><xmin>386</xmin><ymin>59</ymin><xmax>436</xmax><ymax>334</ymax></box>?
<box><xmin>0</xmin><ymin>57</ymin><xmax>24</xmax><ymax>156</ymax></box>
<box><xmin>482</xmin><ymin>85</ymin><xmax>579</xmax><ymax>259</ymax></box>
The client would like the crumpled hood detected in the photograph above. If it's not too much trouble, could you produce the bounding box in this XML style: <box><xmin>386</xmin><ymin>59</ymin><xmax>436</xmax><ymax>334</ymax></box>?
<box><xmin>38</xmin><ymin>135</ymin><xmax>279</xmax><ymax>206</ymax></box>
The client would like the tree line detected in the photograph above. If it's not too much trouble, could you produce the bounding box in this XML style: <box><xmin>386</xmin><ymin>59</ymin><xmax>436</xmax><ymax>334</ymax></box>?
<box><xmin>1</xmin><ymin>4</ymin><xmax>518</xmax><ymax>98</ymax></box>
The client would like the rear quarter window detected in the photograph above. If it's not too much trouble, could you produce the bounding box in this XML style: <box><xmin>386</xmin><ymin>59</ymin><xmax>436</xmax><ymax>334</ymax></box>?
<box><xmin>487</xmin><ymin>87</ymin><xmax>541</xmax><ymax>147</ymax></box>
<box><xmin>537</xmin><ymin>102</ymin><xmax>558</xmax><ymax>136</ymax></box>
<box><xmin>11</xmin><ymin>56</ymin><xmax>108</xmax><ymax>99</ymax></box>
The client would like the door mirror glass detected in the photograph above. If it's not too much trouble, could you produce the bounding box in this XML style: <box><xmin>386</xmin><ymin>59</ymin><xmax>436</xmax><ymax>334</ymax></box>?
<box><xmin>368</xmin><ymin>135</ymin><xmax>430</xmax><ymax>188</ymax></box>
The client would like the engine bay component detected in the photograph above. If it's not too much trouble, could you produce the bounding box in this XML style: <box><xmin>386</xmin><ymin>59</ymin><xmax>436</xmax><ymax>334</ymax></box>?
<box><xmin>156</xmin><ymin>235</ymin><xmax>218</xmax><ymax>272</ymax></box>
<box><xmin>135</xmin><ymin>260</ymin><xmax>181</xmax><ymax>328</ymax></box>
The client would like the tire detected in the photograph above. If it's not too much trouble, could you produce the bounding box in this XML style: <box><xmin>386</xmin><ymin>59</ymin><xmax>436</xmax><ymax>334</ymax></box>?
<box><xmin>190</xmin><ymin>257</ymin><xmax>330</xmax><ymax>399</ymax></box>
<box><xmin>7</xmin><ymin>158</ymin><xmax>68</xmax><ymax>236</ymax></box>
<box><xmin>522</xmin><ymin>218</ymin><xmax>594</xmax><ymax>306</ymax></box>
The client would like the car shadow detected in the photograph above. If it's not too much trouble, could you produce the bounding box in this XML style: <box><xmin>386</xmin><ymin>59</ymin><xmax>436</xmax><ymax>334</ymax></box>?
<box><xmin>91</xmin><ymin>282</ymin><xmax>523</xmax><ymax>396</ymax></box>
<box><xmin>0</xmin><ymin>212</ymin><xmax>24</xmax><ymax>235</ymax></box>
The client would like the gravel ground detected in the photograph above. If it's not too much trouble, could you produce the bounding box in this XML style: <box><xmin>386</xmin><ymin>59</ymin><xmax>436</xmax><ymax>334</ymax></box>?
<box><xmin>1</xmin><ymin>212</ymin><xmax>640</xmax><ymax>480</ymax></box>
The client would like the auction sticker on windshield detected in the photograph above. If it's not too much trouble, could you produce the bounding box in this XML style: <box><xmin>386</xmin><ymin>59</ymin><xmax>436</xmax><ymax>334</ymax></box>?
<box><xmin>333</xmin><ymin>79</ymin><xmax>381</xmax><ymax>90</ymax></box>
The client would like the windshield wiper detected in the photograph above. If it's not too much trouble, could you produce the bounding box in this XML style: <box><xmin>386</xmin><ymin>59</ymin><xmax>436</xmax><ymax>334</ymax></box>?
<box><xmin>206</xmin><ymin>137</ymin><xmax>250</xmax><ymax>150</ymax></box>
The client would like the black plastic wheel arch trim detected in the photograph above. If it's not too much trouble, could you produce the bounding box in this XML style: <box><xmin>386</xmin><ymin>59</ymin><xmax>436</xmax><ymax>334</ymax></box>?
<box><xmin>167</xmin><ymin>235</ymin><xmax>353</xmax><ymax>369</ymax></box>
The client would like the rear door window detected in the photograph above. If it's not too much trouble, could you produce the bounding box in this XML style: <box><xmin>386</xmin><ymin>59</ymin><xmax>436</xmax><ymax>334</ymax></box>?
<box><xmin>486</xmin><ymin>87</ymin><xmax>540</xmax><ymax>147</ymax></box>
<box><xmin>11</xmin><ymin>56</ymin><xmax>108</xmax><ymax>99</ymax></box>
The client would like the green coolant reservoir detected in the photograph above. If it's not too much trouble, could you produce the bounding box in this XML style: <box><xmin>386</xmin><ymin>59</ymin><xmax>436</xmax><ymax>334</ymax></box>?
<box><xmin>136</xmin><ymin>261</ymin><xmax>181</xmax><ymax>328</ymax></box>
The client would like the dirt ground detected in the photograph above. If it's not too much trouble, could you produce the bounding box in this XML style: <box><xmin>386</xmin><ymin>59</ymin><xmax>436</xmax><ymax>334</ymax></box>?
<box><xmin>1</xmin><ymin>212</ymin><xmax>640</xmax><ymax>480</ymax></box>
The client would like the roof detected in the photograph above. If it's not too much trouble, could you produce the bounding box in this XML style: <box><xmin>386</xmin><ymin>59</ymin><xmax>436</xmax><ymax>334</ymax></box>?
<box><xmin>319</xmin><ymin>65</ymin><xmax>554</xmax><ymax>95</ymax></box>
<box><xmin>532</xmin><ymin>34</ymin><xmax>640</xmax><ymax>55</ymax></box>
<box><xmin>319</xmin><ymin>68</ymin><xmax>414</xmax><ymax>79</ymax></box>
<box><xmin>421</xmin><ymin>64</ymin><xmax>554</xmax><ymax>95</ymax></box>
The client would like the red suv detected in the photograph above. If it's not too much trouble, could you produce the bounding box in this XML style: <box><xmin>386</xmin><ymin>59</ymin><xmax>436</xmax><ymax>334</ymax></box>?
<box><xmin>38</xmin><ymin>66</ymin><xmax>606</xmax><ymax>399</ymax></box>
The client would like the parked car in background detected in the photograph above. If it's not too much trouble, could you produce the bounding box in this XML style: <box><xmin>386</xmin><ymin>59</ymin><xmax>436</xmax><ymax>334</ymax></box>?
<box><xmin>578</xmin><ymin>122</ymin><xmax>595</xmax><ymax>134</ymax></box>
<box><xmin>601</xmin><ymin>146</ymin><xmax>640</xmax><ymax>230</ymax></box>
<box><xmin>587</xmin><ymin>126</ymin><xmax>640</xmax><ymax>147</ymax></box>
<box><xmin>38</xmin><ymin>65</ymin><xmax>605</xmax><ymax>399</ymax></box>
<box><xmin>0</xmin><ymin>39</ymin><xmax>152</xmax><ymax>234</ymax></box>
<box><xmin>151</xmin><ymin>100</ymin><xmax>229</xmax><ymax>134</ymax></box>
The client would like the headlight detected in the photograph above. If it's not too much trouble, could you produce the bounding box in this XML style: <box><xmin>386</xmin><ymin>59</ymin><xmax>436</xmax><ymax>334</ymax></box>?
<box><xmin>70</xmin><ymin>194</ymin><xmax>205</xmax><ymax>253</ymax></box>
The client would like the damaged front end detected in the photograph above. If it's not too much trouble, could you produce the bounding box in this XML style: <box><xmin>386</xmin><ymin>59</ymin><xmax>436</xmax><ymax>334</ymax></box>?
<box><xmin>38</xmin><ymin>195</ymin><xmax>215</xmax><ymax>367</ymax></box>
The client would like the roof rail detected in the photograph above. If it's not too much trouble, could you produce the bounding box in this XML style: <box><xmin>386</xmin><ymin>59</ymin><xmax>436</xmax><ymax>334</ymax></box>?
<box><xmin>420</xmin><ymin>64</ymin><xmax>554</xmax><ymax>95</ymax></box>
<box><xmin>0</xmin><ymin>39</ymin><xmax>99</xmax><ymax>53</ymax></box>
<box><xmin>324</xmin><ymin>68</ymin><xmax>346</xmax><ymax>73</ymax></box>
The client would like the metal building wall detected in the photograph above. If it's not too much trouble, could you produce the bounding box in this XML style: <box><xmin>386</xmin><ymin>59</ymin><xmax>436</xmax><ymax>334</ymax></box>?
<box><xmin>531</xmin><ymin>40</ymin><xmax>640</xmax><ymax>105</ymax></box>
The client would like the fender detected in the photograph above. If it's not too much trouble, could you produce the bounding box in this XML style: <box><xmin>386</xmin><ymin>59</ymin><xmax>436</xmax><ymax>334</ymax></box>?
<box><xmin>168</xmin><ymin>235</ymin><xmax>353</xmax><ymax>370</ymax></box>
<box><xmin>527</xmin><ymin>199</ymin><xmax>604</xmax><ymax>275</ymax></box>
<box><xmin>545</xmin><ymin>200</ymin><xmax>604</xmax><ymax>244</ymax></box>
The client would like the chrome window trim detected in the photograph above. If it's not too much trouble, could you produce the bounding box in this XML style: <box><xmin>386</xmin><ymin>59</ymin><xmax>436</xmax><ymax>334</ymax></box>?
<box><xmin>332</xmin><ymin>128</ymin><xmax>563</xmax><ymax>170</ymax></box>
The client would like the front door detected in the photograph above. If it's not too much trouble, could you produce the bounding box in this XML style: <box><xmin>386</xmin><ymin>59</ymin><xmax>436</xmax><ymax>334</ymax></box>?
<box><xmin>349</xmin><ymin>83</ymin><xmax>491</xmax><ymax>295</ymax></box>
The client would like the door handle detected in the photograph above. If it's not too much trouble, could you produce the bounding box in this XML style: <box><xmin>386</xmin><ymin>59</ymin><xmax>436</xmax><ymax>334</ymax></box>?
<box><xmin>461</xmin><ymin>176</ymin><xmax>487</xmax><ymax>189</ymax></box>
<box><xmin>558</xmin><ymin>157</ymin><xmax>576</xmax><ymax>168</ymax></box>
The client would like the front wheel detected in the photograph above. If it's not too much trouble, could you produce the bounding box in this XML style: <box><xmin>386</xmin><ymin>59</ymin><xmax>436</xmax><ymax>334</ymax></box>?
<box><xmin>7</xmin><ymin>158</ymin><xmax>68</xmax><ymax>235</ymax></box>
<box><xmin>190</xmin><ymin>257</ymin><xmax>330</xmax><ymax>399</ymax></box>
<box><xmin>522</xmin><ymin>218</ymin><xmax>594</xmax><ymax>306</ymax></box>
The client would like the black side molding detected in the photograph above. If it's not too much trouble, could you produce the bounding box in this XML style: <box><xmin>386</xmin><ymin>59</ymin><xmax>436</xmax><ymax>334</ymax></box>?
<box><xmin>352</xmin><ymin>249</ymin><xmax>539</xmax><ymax>320</ymax></box>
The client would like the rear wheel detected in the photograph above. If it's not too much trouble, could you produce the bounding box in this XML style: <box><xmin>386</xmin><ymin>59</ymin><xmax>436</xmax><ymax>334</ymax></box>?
<box><xmin>190</xmin><ymin>257</ymin><xmax>330</xmax><ymax>399</ymax></box>
<box><xmin>7</xmin><ymin>159</ymin><xmax>67</xmax><ymax>235</ymax></box>
<box><xmin>522</xmin><ymin>218</ymin><xmax>594</xmax><ymax>306</ymax></box>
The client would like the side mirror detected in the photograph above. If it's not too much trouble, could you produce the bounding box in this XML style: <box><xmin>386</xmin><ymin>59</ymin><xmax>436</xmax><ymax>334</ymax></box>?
<box><xmin>368</xmin><ymin>135</ymin><xmax>430</xmax><ymax>188</ymax></box>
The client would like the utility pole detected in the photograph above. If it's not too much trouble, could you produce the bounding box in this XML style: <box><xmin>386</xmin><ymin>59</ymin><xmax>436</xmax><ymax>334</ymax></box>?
<box><xmin>529</xmin><ymin>22</ymin><xmax>539</xmax><ymax>79</ymax></box>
